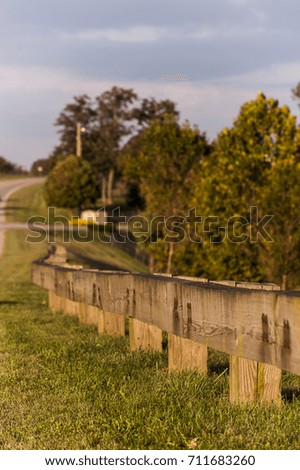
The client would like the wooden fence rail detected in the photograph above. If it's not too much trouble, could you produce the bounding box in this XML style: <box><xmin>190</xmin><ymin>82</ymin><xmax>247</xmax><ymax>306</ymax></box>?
<box><xmin>31</xmin><ymin>246</ymin><xmax>300</xmax><ymax>405</ymax></box>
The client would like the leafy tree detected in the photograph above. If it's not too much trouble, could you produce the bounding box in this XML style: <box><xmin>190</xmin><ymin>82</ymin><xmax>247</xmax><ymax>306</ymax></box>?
<box><xmin>0</xmin><ymin>156</ymin><xmax>16</xmax><ymax>174</ymax></box>
<box><xmin>51</xmin><ymin>90</ymin><xmax>179</xmax><ymax>206</ymax></box>
<box><xmin>54</xmin><ymin>94</ymin><xmax>96</xmax><ymax>160</ymax></box>
<box><xmin>292</xmin><ymin>81</ymin><xmax>300</xmax><ymax>106</ymax></box>
<box><xmin>52</xmin><ymin>88</ymin><xmax>139</xmax><ymax>205</ymax></box>
<box><xmin>122</xmin><ymin>116</ymin><xmax>210</xmax><ymax>273</ymax></box>
<box><xmin>31</xmin><ymin>156</ymin><xmax>57</xmax><ymax>176</ymax></box>
<box><xmin>260</xmin><ymin>154</ymin><xmax>300</xmax><ymax>289</ymax></box>
<box><xmin>191</xmin><ymin>92</ymin><xmax>300</xmax><ymax>284</ymax></box>
<box><xmin>44</xmin><ymin>155</ymin><xmax>98</xmax><ymax>212</ymax></box>
<box><xmin>120</xmin><ymin>98</ymin><xmax>179</xmax><ymax>208</ymax></box>
<box><xmin>131</xmin><ymin>97</ymin><xmax>179</xmax><ymax>128</ymax></box>
<box><xmin>90</xmin><ymin>86</ymin><xmax>138</xmax><ymax>204</ymax></box>
<box><xmin>0</xmin><ymin>156</ymin><xmax>26</xmax><ymax>174</ymax></box>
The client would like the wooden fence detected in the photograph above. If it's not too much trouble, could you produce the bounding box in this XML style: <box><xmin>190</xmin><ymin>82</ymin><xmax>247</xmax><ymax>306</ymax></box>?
<box><xmin>31</xmin><ymin>245</ymin><xmax>300</xmax><ymax>406</ymax></box>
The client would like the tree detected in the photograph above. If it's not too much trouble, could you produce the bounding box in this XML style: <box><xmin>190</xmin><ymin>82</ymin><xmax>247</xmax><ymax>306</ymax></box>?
<box><xmin>0</xmin><ymin>156</ymin><xmax>26</xmax><ymax>174</ymax></box>
<box><xmin>54</xmin><ymin>94</ymin><xmax>96</xmax><ymax>160</ymax></box>
<box><xmin>91</xmin><ymin>86</ymin><xmax>138</xmax><ymax>205</ymax></box>
<box><xmin>120</xmin><ymin>97</ymin><xmax>180</xmax><ymax>208</ymax></box>
<box><xmin>260</xmin><ymin>154</ymin><xmax>300</xmax><ymax>289</ymax></box>
<box><xmin>50</xmin><ymin>90</ymin><xmax>180</xmax><ymax>206</ymax></box>
<box><xmin>131</xmin><ymin>97</ymin><xmax>179</xmax><ymax>128</ymax></box>
<box><xmin>44</xmin><ymin>155</ymin><xmax>98</xmax><ymax>212</ymax></box>
<box><xmin>31</xmin><ymin>156</ymin><xmax>57</xmax><ymax>176</ymax></box>
<box><xmin>191</xmin><ymin>92</ymin><xmax>300</xmax><ymax>284</ymax></box>
<box><xmin>292</xmin><ymin>81</ymin><xmax>300</xmax><ymax>106</ymax></box>
<box><xmin>122</xmin><ymin>115</ymin><xmax>210</xmax><ymax>273</ymax></box>
<box><xmin>0</xmin><ymin>156</ymin><xmax>16</xmax><ymax>174</ymax></box>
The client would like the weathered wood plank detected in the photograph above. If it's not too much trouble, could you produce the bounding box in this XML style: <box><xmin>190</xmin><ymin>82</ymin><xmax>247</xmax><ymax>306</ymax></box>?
<box><xmin>229</xmin><ymin>357</ymin><xmax>282</xmax><ymax>404</ymax></box>
<box><xmin>85</xmin><ymin>305</ymin><xmax>100</xmax><ymax>326</ymax></box>
<box><xmin>223</xmin><ymin>281</ymin><xmax>282</xmax><ymax>404</ymax></box>
<box><xmin>167</xmin><ymin>275</ymin><xmax>208</xmax><ymax>373</ymax></box>
<box><xmin>32</xmin><ymin>261</ymin><xmax>300</xmax><ymax>375</ymax></box>
<box><xmin>98</xmin><ymin>309</ymin><xmax>105</xmax><ymax>334</ymax></box>
<box><xmin>63</xmin><ymin>298</ymin><xmax>80</xmax><ymax>317</ymax></box>
<box><xmin>274</xmin><ymin>294</ymin><xmax>300</xmax><ymax>374</ymax></box>
<box><xmin>104</xmin><ymin>311</ymin><xmax>125</xmax><ymax>337</ymax></box>
<box><xmin>48</xmin><ymin>291</ymin><xmax>63</xmax><ymax>312</ymax></box>
<box><xmin>168</xmin><ymin>333</ymin><xmax>208</xmax><ymax>373</ymax></box>
<box><xmin>129</xmin><ymin>318</ymin><xmax>162</xmax><ymax>352</ymax></box>
<box><xmin>229</xmin><ymin>356</ymin><xmax>258</xmax><ymax>403</ymax></box>
<box><xmin>257</xmin><ymin>362</ymin><xmax>282</xmax><ymax>405</ymax></box>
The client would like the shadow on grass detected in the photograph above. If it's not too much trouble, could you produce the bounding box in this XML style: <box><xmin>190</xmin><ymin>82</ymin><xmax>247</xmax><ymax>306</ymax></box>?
<box><xmin>66</xmin><ymin>246</ymin><xmax>127</xmax><ymax>271</ymax></box>
<box><xmin>0</xmin><ymin>301</ymin><xmax>22</xmax><ymax>307</ymax></box>
<box><xmin>282</xmin><ymin>387</ymin><xmax>300</xmax><ymax>402</ymax></box>
<box><xmin>1</xmin><ymin>206</ymin><xmax>24</xmax><ymax>210</ymax></box>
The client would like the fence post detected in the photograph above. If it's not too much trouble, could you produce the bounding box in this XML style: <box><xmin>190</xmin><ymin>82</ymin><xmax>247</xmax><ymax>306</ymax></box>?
<box><xmin>48</xmin><ymin>291</ymin><xmax>62</xmax><ymax>312</ymax></box>
<box><xmin>128</xmin><ymin>318</ymin><xmax>163</xmax><ymax>352</ymax></box>
<box><xmin>168</xmin><ymin>334</ymin><xmax>208</xmax><ymax>372</ymax></box>
<box><xmin>103</xmin><ymin>311</ymin><xmax>126</xmax><ymax>337</ymax></box>
<box><xmin>127</xmin><ymin>273</ymin><xmax>166</xmax><ymax>352</ymax></box>
<box><xmin>214</xmin><ymin>281</ymin><xmax>282</xmax><ymax>405</ymax></box>
<box><xmin>167</xmin><ymin>275</ymin><xmax>209</xmax><ymax>374</ymax></box>
<box><xmin>84</xmin><ymin>305</ymin><xmax>100</xmax><ymax>326</ymax></box>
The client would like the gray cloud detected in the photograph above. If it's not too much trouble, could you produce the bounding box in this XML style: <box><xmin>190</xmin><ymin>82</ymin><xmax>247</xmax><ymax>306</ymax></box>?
<box><xmin>1</xmin><ymin>0</ymin><xmax>300</xmax><ymax>167</ymax></box>
<box><xmin>1</xmin><ymin>0</ymin><xmax>259</xmax><ymax>32</ymax></box>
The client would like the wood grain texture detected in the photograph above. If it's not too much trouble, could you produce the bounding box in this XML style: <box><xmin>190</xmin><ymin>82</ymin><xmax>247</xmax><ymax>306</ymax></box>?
<box><xmin>168</xmin><ymin>334</ymin><xmax>208</xmax><ymax>373</ymax></box>
<box><xmin>229</xmin><ymin>356</ymin><xmax>258</xmax><ymax>403</ymax></box>
<box><xmin>98</xmin><ymin>310</ymin><xmax>105</xmax><ymax>335</ymax></box>
<box><xmin>48</xmin><ymin>291</ymin><xmax>63</xmax><ymax>313</ymax></box>
<box><xmin>223</xmin><ymin>281</ymin><xmax>282</xmax><ymax>404</ymax></box>
<box><xmin>257</xmin><ymin>362</ymin><xmax>281</xmax><ymax>405</ymax></box>
<box><xmin>166</xmin><ymin>274</ymin><xmax>209</xmax><ymax>373</ymax></box>
<box><xmin>104</xmin><ymin>311</ymin><xmax>125</xmax><ymax>337</ymax></box>
<box><xmin>129</xmin><ymin>318</ymin><xmax>162</xmax><ymax>352</ymax></box>
<box><xmin>85</xmin><ymin>305</ymin><xmax>100</xmax><ymax>326</ymax></box>
<box><xmin>33</xmin><ymin>260</ymin><xmax>300</xmax><ymax>375</ymax></box>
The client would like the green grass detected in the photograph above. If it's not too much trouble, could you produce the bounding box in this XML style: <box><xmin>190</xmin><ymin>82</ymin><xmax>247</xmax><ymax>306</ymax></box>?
<box><xmin>5</xmin><ymin>184</ymin><xmax>148</xmax><ymax>273</ymax></box>
<box><xmin>5</xmin><ymin>183</ymin><xmax>70</xmax><ymax>224</ymax></box>
<box><xmin>0</xmin><ymin>182</ymin><xmax>299</xmax><ymax>449</ymax></box>
<box><xmin>0</xmin><ymin>174</ymin><xmax>29</xmax><ymax>181</ymax></box>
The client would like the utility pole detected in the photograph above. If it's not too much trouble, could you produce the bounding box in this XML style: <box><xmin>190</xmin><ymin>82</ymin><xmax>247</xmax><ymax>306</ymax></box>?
<box><xmin>76</xmin><ymin>122</ymin><xmax>86</xmax><ymax>158</ymax></box>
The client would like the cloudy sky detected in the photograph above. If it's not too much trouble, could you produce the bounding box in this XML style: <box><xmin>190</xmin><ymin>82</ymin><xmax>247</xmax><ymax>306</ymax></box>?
<box><xmin>1</xmin><ymin>0</ymin><xmax>300</xmax><ymax>169</ymax></box>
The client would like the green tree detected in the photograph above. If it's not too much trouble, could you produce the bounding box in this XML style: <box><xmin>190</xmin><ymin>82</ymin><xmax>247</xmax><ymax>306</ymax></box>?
<box><xmin>0</xmin><ymin>156</ymin><xmax>16</xmax><ymax>174</ymax></box>
<box><xmin>91</xmin><ymin>86</ymin><xmax>138</xmax><ymax>205</ymax></box>
<box><xmin>31</xmin><ymin>156</ymin><xmax>57</xmax><ymax>176</ymax></box>
<box><xmin>260</xmin><ymin>154</ymin><xmax>300</xmax><ymax>289</ymax></box>
<box><xmin>54</xmin><ymin>94</ymin><xmax>96</xmax><ymax>160</ymax></box>
<box><xmin>120</xmin><ymin>98</ymin><xmax>179</xmax><ymax>208</ymax></box>
<box><xmin>191</xmin><ymin>92</ymin><xmax>300</xmax><ymax>284</ymax></box>
<box><xmin>131</xmin><ymin>97</ymin><xmax>179</xmax><ymax>128</ymax></box>
<box><xmin>122</xmin><ymin>116</ymin><xmax>210</xmax><ymax>273</ymax></box>
<box><xmin>292</xmin><ymin>81</ymin><xmax>300</xmax><ymax>106</ymax></box>
<box><xmin>50</xmin><ymin>90</ymin><xmax>179</xmax><ymax>206</ymax></box>
<box><xmin>44</xmin><ymin>155</ymin><xmax>98</xmax><ymax>212</ymax></box>
<box><xmin>0</xmin><ymin>156</ymin><xmax>26</xmax><ymax>174</ymax></box>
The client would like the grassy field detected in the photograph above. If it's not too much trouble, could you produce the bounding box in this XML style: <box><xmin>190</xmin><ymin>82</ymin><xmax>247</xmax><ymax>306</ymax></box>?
<box><xmin>5</xmin><ymin>184</ymin><xmax>148</xmax><ymax>273</ymax></box>
<box><xmin>0</xmin><ymin>183</ymin><xmax>299</xmax><ymax>450</ymax></box>
<box><xmin>0</xmin><ymin>174</ymin><xmax>29</xmax><ymax>181</ymax></box>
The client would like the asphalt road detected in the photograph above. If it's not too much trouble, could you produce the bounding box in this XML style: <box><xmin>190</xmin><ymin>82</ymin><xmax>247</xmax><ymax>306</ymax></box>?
<box><xmin>0</xmin><ymin>177</ymin><xmax>45</xmax><ymax>256</ymax></box>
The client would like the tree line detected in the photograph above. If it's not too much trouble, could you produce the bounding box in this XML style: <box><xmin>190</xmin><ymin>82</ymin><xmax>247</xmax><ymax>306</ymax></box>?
<box><xmin>40</xmin><ymin>84</ymin><xmax>300</xmax><ymax>289</ymax></box>
<box><xmin>0</xmin><ymin>155</ymin><xmax>27</xmax><ymax>175</ymax></box>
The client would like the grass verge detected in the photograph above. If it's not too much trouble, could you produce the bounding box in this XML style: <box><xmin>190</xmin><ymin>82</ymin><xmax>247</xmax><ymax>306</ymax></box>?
<box><xmin>0</xmin><ymin>183</ymin><xmax>299</xmax><ymax>449</ymax></box>
<box><xmin>5</xmin><ymin>184</ymin><xmax>148</xmax><ymax>273</ymax></box>
<box><xmin>0</xmin><ymin>174</ymin><xmax>29</xmax><ymax>181</ymax></box>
